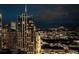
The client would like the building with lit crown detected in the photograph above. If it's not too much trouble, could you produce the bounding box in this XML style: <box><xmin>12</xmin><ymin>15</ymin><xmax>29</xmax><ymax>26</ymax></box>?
<box><xmin>16</xmin><ymin>7</ymin><xmax>36</xmax><ymax>53</ymax></box>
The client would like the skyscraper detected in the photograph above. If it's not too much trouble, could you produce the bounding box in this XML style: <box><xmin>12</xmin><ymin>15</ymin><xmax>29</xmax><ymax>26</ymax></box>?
<box><xmin>2</xmin><ymin>24</ymin><xmax>9</xmax><ymax>49</ymax></box>
<box><xmin>10</xmin><ymin>21</ymin><xmax>16</xmax><ymax>30</ymax></box>
<box><xmin>0</xmin><ymin>13</ymin><xmax>2</xmax><ymax>49</ymax></box>
<box><xmin>16</xmin><ymin>5</ymin><xmax>36</xmax><ymax>54</ymax></box>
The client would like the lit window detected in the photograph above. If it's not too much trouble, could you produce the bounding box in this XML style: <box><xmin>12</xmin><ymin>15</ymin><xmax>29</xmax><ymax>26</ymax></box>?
<box><xmin>22</xmin><ymin>21</ymin><xmax>25</xmax><ymax>24</ymax></box>
<box><xmin>18</xmin><ymin>22</ymin><xmax>20</xmax><ymax>24</ymax></box>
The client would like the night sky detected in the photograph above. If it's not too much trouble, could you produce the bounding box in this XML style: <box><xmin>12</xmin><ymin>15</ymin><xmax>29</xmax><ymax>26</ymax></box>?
<box><xmin>0</xmin><ymin>4</ymin><xmax>79</xmax><ymax>29</ymax></box>
<box><xmin>0</xmin><ymin>4</ymin><xmax>25</xmax><ymax>24</ymax></box>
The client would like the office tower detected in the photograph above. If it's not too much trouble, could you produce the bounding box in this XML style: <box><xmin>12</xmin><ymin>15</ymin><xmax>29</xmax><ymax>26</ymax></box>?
<box><xmin>16</xmin><ymin>6</ymin><xmax>36</xmax><ymax>54</ymax></box>
<box><xmin>10</xmin><ymin>21</ymin><xmax>16</xmax><ymax>30</ymax></box>
<box><xmin>2</xmin><ymin>25</ymin><xmax>9</xmax><ymax>49</ymax></box>
<box><xmin>9</xmin><ymin>21</ymin><xmax>17</xmax><ymax>49</ymax></box>
<box><xmin>0</xmin><ymin>13</ymin><xmax>2</xmax><ymax>36</ymax></box>
<box><xmin>0</xmin><ymin>13</ymin><xmax>2</xmax><ymax>49</ymax></box>
<box><xmin>36</xmin><ymin>32</ymin><xmax>42</xmax><ymax>54</ymax></box>
<box><xmin>2</xmin><ymin>23</ymin><xmax>17</xmax><ymax>50</ymax></box>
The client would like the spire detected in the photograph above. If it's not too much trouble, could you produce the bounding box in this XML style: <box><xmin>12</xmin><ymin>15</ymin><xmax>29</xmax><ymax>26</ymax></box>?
<box><xmin>25</xmin><ymin>5</ymin><xmax>27</xmax><ymax>12</ymax></box>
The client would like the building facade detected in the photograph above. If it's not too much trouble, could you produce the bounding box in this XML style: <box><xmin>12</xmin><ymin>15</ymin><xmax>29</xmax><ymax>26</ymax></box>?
<box><xmin>2</xmin><ymin>25</ymin><xmax>9</xmax><ymax>49</ymax></box>
<box><xmin>2</xmin><ymin>23</ymin><xmax>17</xmax><ymax>50</ymax></box>
<box><xmin>0</xmin><ymin>13</ymin><xmax>2</xmax><ymax>49</ymax></box>
<box><xmin>16</xmin><ymin>12</ymin><xmax>36</xmax><ymax>54</ymax></box>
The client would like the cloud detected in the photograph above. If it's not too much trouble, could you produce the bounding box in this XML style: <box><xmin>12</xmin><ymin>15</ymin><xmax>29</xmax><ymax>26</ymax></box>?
<box><xmin>36</xmin><ymin>6</ymin><xmax>69</xmax><ymax>20</ymax></box>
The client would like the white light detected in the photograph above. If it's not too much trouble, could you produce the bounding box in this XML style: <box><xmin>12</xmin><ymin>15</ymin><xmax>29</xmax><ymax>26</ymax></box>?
<box><xmin>0</xmin><ymin>14</ymin><xmax>2</xmax><ymax>18</ymax></box>
<box><xmin>22</xmin><ymin>21</ymin><xmax>25</xmax><ymax>24</ymax></box>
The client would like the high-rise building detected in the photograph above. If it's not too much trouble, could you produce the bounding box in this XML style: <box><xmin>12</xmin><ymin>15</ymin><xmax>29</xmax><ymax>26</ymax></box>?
<box><xmin>16</xmin><ymin>6</ymin><xmax>36</xmax><ymax>54</ymax></box>
<box><xmin>2</xmin><ymin>25</ymin><xmax>9</xmax><ymax>49</ymax></box>
<box><xmin>2</xmin><ymin>23</ymin><xmax>17</xmax><ymax>50</ymax></box>
<box><xmin>36</xmin><ymin>32</ymin><xmax>42</xmax><ymax>54</ymax></box>
<box><xmin>9</xmin><ymin>22</ymin><xmax>17</xmax><ymax>49</ymax></box>
<box><xmin>0</xmin><ymin>13</ymin><xmax>2</xmax><ymax>49</ymax></box>
<box><xmin>10</xmin><ymin>21</ymin><xmax>16</xmax><ymax>30</ymax></box>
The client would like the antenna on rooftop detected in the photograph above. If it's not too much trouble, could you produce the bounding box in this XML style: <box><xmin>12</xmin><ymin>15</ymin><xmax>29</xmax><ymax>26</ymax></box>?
<box><xmin>25</xmin><ymin>4</ymin><xmax>27</xmax><ymax>12</ymax></box>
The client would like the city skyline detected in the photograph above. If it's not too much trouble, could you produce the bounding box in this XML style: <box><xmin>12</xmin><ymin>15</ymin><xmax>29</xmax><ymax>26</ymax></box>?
<box><xmin>0</xmin><ymin>4</ymin><xmax>79</xmax><ymax>54</ymax></box>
